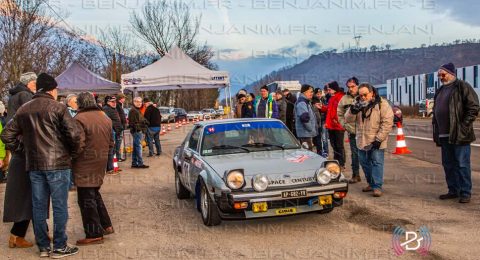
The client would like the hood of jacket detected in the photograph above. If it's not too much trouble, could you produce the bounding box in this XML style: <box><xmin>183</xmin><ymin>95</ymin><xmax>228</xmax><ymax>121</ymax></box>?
<box><xmin>9</xmin><ymin>83</ymin><xmax>32</xmax><ymax>96</ymax></box>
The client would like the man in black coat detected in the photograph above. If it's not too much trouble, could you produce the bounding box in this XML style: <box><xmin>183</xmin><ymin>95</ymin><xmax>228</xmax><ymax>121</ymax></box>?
<box><xmin>433</xmin><ymin>63</ymin><xmax>480</xmax><ymax>204</ymax></box>
<box><xmin>2</xmin><ymin>72</ymin><xmax>37</xmax><ymax>248</ymax></box>
<box><xmin>103</xmin><ymin>96</ymin><xmax>123</xmax><ymax>173</ymax></box>
<box><xmin>2</xmin><ymin>73</ymin><xmax>81</xmax><ymax>257</ymax></box>
<box><xmin>282</xmin><ymin>89</ymin><xmax>297</xmax><ymax>136</ymax></box>
<box><xmin>115</xmin><ymin>94</ymin><xmax>127</xmax><ymax>161</ymax></box>
<box><xmin>143</xmin><ymin>98</ymin><xmax>162</xmax><ymax>156</ymax></box>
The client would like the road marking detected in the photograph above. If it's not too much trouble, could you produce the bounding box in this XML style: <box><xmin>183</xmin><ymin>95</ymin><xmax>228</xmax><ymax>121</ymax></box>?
<box><xmin>389</xmin><ymin>134</ymin><xmax>480</xmax><ymax>147</ymax></box>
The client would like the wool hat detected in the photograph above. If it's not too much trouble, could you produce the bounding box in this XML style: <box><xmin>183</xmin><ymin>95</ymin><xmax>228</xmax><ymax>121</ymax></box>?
<box><xmin>36</xmin><ymin>73</ymin><xmax>58</xmax><ymax>92</ymax></box>
<box><xmin>440</xmin><ymin>62</ymin><xmax>456</xmax><ymax>76</ymax></box>
<box><xmin>104</xmin><ymin>96</ymin><xmax>116</xmax><ymax>104</ymax></box>
<box><xmin>19</xmin><ymin>72</ymin><xmax>37</xmax><ymax>85</ymax></box>
<box><xmin>237</xmin><ymin>94</ymin><xmax>246</xmax><ymax>99</ymax></box>
<box><xmin>326</xmin><ymin>81</ymin><xmax>341</xmax><ymax>92</ymax></box>
<box><xmin>143</xmin><ymin>97</ymin><xmax>151</xmax><ymax>103</ymax></box>
<box><xmin>116</xmin><ymin>93</ymin><xmax>126</xmax><ymax>99</ymax></box>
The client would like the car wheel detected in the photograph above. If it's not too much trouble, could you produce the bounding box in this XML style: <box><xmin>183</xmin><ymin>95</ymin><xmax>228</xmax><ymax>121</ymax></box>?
<box><xmin>175</xmin><ymin>170</ymin><xmax>190</xmax><ymax>199</ymax></box>
<box><xmin>317</xmin><ymin>207</ymin><xmax>334</xmax><ymax>214</ymax></box>
<box><xmin>199</xmin><ymin>180</ymin><xmax>221</xmax><ymax>226</ymax></box>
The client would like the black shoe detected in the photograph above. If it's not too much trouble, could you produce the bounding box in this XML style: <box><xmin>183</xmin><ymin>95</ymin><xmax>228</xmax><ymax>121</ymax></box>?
<box><xmin>137</xmin><ymin>165</ymin><xmax>149</xmax><ymax>169</ymax></box>
<box><xmin>156</xmin><ymin>153</ymin><xmax>162</xmax><ymax>156</ymax></box>
<box><xmin>0</xmin><ymin>178</ymin><xmax>7</xmax><ymax>184</ymax></box>
<box><xmin>147</xmin><ymin>154</ymin><xmax>154</xmax><ymax>157</ymax></box>
<box><xmin>118</xmin><ymin>158</ymin><xmax>126</xmax><ymax>162</ymax></box>
<box><xmin>439</xmin><ymin>193</ymin><xmax>458</xmax><ymax>200</ymax></box>
<box><xmin>51</xmin><ymin>245</ymin><xmax>79</xmax><ymax>259</ymax></box>
<box><xmin>459</xmin><ymin>196</ymin><xmax>471</xmax><ymax>203</ymax></box>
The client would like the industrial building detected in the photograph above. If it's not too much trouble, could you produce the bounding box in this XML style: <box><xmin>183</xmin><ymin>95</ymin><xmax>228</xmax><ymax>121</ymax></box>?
<box><xmin>387</xmin><ymin>64</ymin><xmax>480</xmax><ymax>105</ymax></box>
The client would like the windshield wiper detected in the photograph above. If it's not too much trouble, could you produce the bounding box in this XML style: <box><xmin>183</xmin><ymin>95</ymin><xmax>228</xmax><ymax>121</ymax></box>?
<box><xmin>210</xmin><ymin>145</ymin><xmax>251</xmax><ymax>153</ymax></box>
<box><xmin>242</xmin><ymin>142</ymin><xmax>286</xmax><ymax>150</ymax></box>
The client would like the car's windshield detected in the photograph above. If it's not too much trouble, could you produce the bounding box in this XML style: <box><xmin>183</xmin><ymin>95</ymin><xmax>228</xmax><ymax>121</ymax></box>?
<box><xmin>189</xmin><ymin>111</ymin><xmax>199</xmax><ymax>114</ymax></box>
<box><xmin>201</xmin><ymin>121</ymin><xmax>300</xmax><ymax>156</ymax></box>
<box><xmin>159</xmin><ymin>109</ymin><xmax>169</xmax><ymax>113</ymax></box>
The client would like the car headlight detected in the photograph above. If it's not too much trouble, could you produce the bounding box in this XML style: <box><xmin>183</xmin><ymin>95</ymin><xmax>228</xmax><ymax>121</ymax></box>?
<box><xmin>252</xmin><ymin>175</ymin><xmax>269</xmax><ymax>192</ymax></box>
<box><xmin>226</xmin><ymin>170</ymin><xmax>245</xmax><ymax>190</ymax></box>
<box><xmin>325</xmin><ymin>162</ymin><xmax>341</xmax><ymax>179</ymax></box>
<box><xmin>316</xmin><ymin>168</ymin><xmax>331</xmax><ymax>185</ymax></box>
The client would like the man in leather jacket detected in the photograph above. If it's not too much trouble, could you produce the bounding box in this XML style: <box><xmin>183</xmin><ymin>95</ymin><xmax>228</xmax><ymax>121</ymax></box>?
<box><xmin>433</xmin><ymin>63</ymin><xmax>479</xmax><ymax>203</ymax></box>
<box><xmin>1</xmin><ymin>73</ymin><xmax>82</xmax><ymax>257</ymax></box>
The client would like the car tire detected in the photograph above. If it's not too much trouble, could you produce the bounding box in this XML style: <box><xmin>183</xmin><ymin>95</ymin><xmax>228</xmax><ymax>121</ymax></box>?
<box><xmin>175</xmin><ymin>170</ymin><xmax>190</xmax><ymax>200</ymax></box>
<box><xmin>199</xmin><ymin>180</ymin><xmax>222</xmax><ymax>226</ymax></box>
<box><xmin>317</xmin><ymin>207</ymin><xmax>334</xmax><ymax>214</ymax></box>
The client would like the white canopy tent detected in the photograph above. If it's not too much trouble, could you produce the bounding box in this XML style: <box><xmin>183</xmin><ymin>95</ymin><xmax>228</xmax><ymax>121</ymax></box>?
<box><xmin>121</xmin><ymin>46</ymin><xmax>232</xmax><ymax>108</ymax></box>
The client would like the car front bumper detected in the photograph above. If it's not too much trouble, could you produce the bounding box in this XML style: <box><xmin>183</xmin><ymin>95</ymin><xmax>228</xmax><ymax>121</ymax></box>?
<box><xmin>214</xmin><ymin>182</ymin><xmax>348</xmax><ymax>220</ymax></box>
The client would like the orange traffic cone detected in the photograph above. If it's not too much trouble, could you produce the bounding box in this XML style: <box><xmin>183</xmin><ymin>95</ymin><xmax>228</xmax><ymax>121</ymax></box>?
<box><xmin>182</xmin><ymin>119</ymin><xmax>186</xmax><ymax>125</ymax></box>
<box><xmin>392</xmin><ymin>122</ymin><xmax>411</xmax><ymax>155</ymax></box>
<box><xmin>113</xmin><ymin>155</ymin><xmax>119</xmax><ymax>173</ymax></box>
<box><xmin>162</xmin><ymin>125</ymin><xmax>167</xmax><ymax>135</ymax></box>
<box><xmin>167</xmin><ymin>123</ymin><xmax>172</xmax><ymax>131</ymax></box>
<box><xmin>175</xmin><ymin>122</ymin><xmax>179</xmax><ymax>129</ymax></box>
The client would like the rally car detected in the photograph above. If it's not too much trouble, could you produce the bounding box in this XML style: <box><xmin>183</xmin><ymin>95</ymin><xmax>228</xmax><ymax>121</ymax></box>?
<box><xmin>173</xmin><ymin>118</ymin><xmax>348</xmax><ymax>226</ymax></box>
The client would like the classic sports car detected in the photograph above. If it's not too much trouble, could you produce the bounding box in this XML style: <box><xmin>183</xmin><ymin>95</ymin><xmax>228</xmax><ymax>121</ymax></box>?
<box><xmin>173</xmin><ymin>118</ymin><xmax>348</xmax><ymax>226</ymax></box>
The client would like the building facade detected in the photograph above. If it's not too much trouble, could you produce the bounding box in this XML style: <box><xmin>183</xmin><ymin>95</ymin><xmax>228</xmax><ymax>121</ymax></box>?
<box><xmin>387</xmin><ymin>64</ymin><xmax>480</xmax><ymax>106</ymax></box>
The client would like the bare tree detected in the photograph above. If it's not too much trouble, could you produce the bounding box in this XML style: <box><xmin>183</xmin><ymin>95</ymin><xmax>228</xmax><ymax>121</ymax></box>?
<box><xmin>0</xmin><ymin>0</ymin><xmax>99</xmax><ymax>98</ymax></box>
<box><xmin>130</xmin><ymin>0</ymin><xmax>218</xmax><ymax>109</ymax></box>
<box><xmin>130</xmin><ymin>0</ymin><xmax>201</xmax><ymax>57</ymax></box>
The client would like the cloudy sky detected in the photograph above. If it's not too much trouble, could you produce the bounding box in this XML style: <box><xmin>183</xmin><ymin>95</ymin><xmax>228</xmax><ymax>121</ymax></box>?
<box><xmin>48</xmin><ymin>0</ymin><xmax>480</xmax><ymax>92</ymax></box>
<box><xmin>54</xmin><ymin>0</ymin><xmax>480</xmax><ymax>59</ymax></box>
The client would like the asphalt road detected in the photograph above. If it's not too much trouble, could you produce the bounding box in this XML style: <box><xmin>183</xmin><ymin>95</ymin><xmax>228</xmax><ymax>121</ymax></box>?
<box><xmin>1</xmin><ymin>119</ymin><xmax>479</xmax><ymax>260</ymax></box>
<box><xmin>394</xmin><ymin>118</ymin><xmax>480</xmax><ymax>171</ymax></box>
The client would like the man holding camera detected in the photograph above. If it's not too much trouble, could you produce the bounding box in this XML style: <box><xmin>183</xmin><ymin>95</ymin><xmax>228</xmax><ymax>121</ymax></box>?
<box><xmin>345</xmin><ymin>83</ymin><xmax>393</xmax><ymax>197</ymax></box>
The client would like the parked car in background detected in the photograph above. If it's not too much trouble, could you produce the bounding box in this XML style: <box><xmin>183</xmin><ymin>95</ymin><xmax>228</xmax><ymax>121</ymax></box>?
<box><xmin>386</xmin><ymin>100</ymin><xmax>403</xmax><ymax>124</ymax></box>
<box><xmin>202</xmin><ymin>108</ymin><xmax>217</xmax><ymax>119</ymax></box>
<box><xmin>187</xmin><ymin>111</ymin><xmax>204</xmax><ymax>121</ymax></box>
<box><xmin>173</xmin><ymin>108</ymin><xmax>188</xmax><ymax>122</ymax></box>
<box><xmin>216</xmin><ymin>109</ymin><xmax>224</xmax><ymax>117</ymax></box>
<box><xmin>159</xmin><ymin>106</ymin><xmax>175</xmax><ymax>123</ymax></box>
<box><xmin>173</xmin><ymin>118</ymin><xmax>348</xmax><ymax>226</ymax></box>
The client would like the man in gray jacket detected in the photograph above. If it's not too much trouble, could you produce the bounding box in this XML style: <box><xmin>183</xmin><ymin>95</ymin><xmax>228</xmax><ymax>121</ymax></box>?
<box><xmin>338</xmin><ymin>77</ymin><xmax>361</xmax><ymax>184</ymax></box>
<box><xmin>295</xmin><ymin>84</ymin><xmax>318</xmax><ymax>150</ymax></box>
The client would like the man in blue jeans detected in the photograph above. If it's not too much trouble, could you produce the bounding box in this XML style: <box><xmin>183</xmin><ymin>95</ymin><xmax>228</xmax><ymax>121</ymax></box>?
<box><xmin>433</xmin><ymin>63</ymin><xmax>479</xmax><ymax>203</ymax></box>
<box><xmin>1</xmin><ymin>73</ymin><xmax>82</xmax><ymax>258</ymax></box>
<box><xmin>128</xmin><ymin>97</ymin><xmax>150</xmax><ymax>168</ymax></box>
<box><xmin>345</xmin><ymin>83</ymin><xmax>393</xmax><ymax>197</ymax></box>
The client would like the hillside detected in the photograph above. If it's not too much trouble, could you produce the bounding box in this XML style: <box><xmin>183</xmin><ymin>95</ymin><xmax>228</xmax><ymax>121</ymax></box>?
<box><xmin>248</xmin><ymin>42</ymin><xmax>480</xmax><ymax>91</ymax></box>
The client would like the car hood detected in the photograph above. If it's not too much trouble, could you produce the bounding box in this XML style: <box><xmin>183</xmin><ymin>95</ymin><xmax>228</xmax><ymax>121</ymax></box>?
<box><xmin>204</xmin><ymin>149</ymin><xmax>323</xmax><ymax>177</ymax></box>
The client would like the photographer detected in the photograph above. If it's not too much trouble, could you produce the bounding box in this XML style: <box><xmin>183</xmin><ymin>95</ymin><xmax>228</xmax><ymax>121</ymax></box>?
<box><xmin>345</xmin><ymin>83</ymin><xmax>393</xmax><ymax>197</ymax></box>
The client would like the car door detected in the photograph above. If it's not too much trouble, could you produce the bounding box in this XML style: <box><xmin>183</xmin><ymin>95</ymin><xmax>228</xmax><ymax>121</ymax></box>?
<box><xmin>182</xmin><ymin>126</ymin><xmax>202</xmax><ymax>191</ymax></box>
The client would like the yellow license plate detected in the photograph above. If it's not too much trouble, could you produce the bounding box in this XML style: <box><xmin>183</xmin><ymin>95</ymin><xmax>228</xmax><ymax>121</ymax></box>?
<box><xmin>319</xmin><ymin>195</ymin><xmax>332</xmax><ymax>205</ymax></box>
<box><xmin>252</xmin><ymin>202</ymin><xmax>268</xmax><ymax>213</ymax></box>
<box><xmin>275</xmin><ymin>207</ymin><xmax>297</xmax><ymax>215</ymax></box>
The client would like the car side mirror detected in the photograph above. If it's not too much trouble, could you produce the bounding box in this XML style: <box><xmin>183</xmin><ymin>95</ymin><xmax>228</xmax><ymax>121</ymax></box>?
<box><xmin>301</xmin><ymin>142</ymin><xmax>310</xmax><ymax>150</ymax></box>
<box><xmin>184</xmin><ymin>150</ymin><xmax>193</xmax><ymax>159</ymax></box>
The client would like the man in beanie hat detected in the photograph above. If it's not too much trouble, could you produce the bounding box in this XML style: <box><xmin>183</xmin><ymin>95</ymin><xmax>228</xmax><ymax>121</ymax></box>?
<box><xmin>6</xmin><ymin>72</ymin><xmax>37</xmax><ymax>123</ymax></box>
<box><xmin>254</xmin><ymin>85</ymin><xmax>279</xmax><ymax>119</ymax></box>
<box><xmin>323</xmin><ymin>81</ymin><xmax>346</xmax><ymax>168</ymax></box>
<box><xmin>433</xmin><ymin>63</ymin><xmax>479</xmax><ymax>203</ymax></box>
<box><xmin>294</xmin><ymin>84</ymin><xmax>318</xmax><ymax>150</ymax></box>
<box><xmin>2</xmin><ymin>73</ymin><xmax>82</xmax><ymax>257</ymax></box>
<box><xmin>2</xmin><ymin>72</ymin><xmax>37</xmax><ymax>250</ymax></box>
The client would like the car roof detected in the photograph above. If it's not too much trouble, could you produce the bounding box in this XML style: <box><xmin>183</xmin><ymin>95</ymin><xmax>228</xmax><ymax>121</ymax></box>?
<box><xmin>193</xmin><ymin>118</ymin><xmax>282</xmax><ymax>127</ymax></box>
